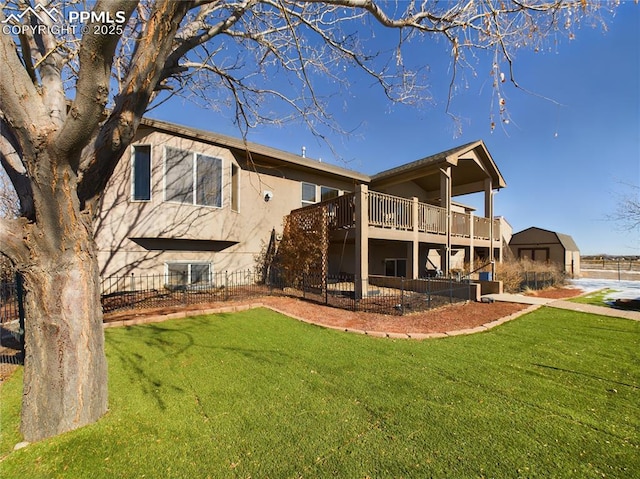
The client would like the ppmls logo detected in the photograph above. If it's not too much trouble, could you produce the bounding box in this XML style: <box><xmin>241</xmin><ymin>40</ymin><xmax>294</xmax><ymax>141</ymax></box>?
<box><xmin>2</xmin><ymin>3</ymin><xmax>61</xmax><ymax>25</ymax></box>
<box><xmin>2</xmin><ymin>3</ymin><xmax>127</xmax><ymax>35</ymax></box>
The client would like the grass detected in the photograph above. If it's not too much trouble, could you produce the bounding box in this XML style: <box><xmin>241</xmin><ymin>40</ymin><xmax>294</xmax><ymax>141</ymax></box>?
<box><xmin>1</xmin><ymin>307</ymin><xmax>638</xmax><ymax>478</ymax></box>
<box><xmin>570</xmin><ymin>288</ymin><xmax>619</xmax><ymax>307</ymax></box>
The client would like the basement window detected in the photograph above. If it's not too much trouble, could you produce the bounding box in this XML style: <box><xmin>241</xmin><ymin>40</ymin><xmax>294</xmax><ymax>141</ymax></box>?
<box><xmin>166</xmin><ymin>262</ymin><xmax>212</xmax><ymax>287</ymax></box>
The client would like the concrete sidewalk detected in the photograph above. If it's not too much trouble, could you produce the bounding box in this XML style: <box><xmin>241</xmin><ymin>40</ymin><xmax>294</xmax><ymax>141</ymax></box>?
<box><xmin>546</xmin><ymin>300</ymin><xmax>640</xmax><ymax>321</ymax></box>
<box><xmin>483</xmin><ymin>294</ymin><xmax>640</xmax><ymax>321</ymax></box>
<box><xmin>482</xmin><ymin>293</ymin><xmax>555</xmax><ymax>306</ymax></box>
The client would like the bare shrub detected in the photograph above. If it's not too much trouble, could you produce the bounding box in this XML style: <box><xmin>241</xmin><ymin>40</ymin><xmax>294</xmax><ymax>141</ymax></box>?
<box><xmin>274</xmin><ymin>209</ymin><xmax>327</xmax><ymax>286</ymax></box>
<box><xmin>495</xmin><ymin>259</ymin><xmax>566</xmax><ymax>293</ymax></box>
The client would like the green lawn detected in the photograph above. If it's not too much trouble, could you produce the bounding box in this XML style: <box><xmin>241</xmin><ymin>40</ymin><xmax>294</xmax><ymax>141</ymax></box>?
<box><xmin>570</xmin><ymin>288</ymin><xmax>618</xmax><ymax>307</ymax></box>
<box><xmin>1</xmin><ymin>307</ymin><xmax>638</xmax><ymax>478</ymax></box>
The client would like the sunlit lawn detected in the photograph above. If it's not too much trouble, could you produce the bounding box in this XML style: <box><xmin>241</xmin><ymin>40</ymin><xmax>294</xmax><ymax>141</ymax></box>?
<box><xmin>1</xmin><ymin>307</ymin><xmax>638</xmax><ymax>478</ymax></box>
<box><xmin>570</xmin><ymin>288</ymin><xmax>620</xmax><ymax>308</ymax></box>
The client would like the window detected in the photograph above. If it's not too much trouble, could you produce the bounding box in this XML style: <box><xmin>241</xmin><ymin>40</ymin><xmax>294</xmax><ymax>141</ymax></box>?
<box><xmin>132</xmin><ymin>145</ymin><xmax>151</xmax><ymax>201</ymax></box>
<box><xmin>165</xmin><ymin>147</ymin><xmax>193</xmax><ymax>203</ymax></box>
<box><xmin>301</xmin><ymin>182</ymin><xmax>316</xmax><ymax>206</ymax></box>
<box><xmin>165</xmin><ymin>147</ymin><xmax>222</xmax><ymax>207</ymax></box>
<box><xmin>320</xmin><ymin>186</ymin><xmax>339</xmax><ymax>201</ymax></box>
<box><xmin>302</xmin><ymin>183</ymin><xmax>342</xmax><ymax>207</ymax></box>
<box><xmin>231</xmin><ymin>163</ymin><xmax>239</xmax><ymax>212</ymax></box>
<box><xmin>385</xmin><ymin>259</ymin><xmax>407</xmax><ymax>278</ymax></box>
<box><xmin>196</xmin><ymin>154</ymin><xmax>222</xmax><ymax>207</ymax></box>
<box><xmin>166</xmin><ymin>262</ymin><xmax>212</xmax><ymax>287</ymax></box>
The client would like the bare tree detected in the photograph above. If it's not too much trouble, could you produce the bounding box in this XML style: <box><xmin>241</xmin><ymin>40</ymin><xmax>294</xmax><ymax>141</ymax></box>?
<box><xmin>611</xmin><ymin>183</ymin><xmax>640</xmax><ymax>232</ymax></box>
<box><xmin>0</xmin><ymin>0</ymin><xmax>617</xmax><ymax>441</ymax></box>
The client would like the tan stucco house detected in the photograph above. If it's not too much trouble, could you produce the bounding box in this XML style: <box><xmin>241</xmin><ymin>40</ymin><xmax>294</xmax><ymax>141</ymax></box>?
<box><xmin>509</xmin><ymin>227</ymin><xmax>580</xmax><ymax>276</ymax></box>
<box><xmin>96</xmin><ymin>118</ymin><xmax>507</xmax><ymax>292</ymax></box>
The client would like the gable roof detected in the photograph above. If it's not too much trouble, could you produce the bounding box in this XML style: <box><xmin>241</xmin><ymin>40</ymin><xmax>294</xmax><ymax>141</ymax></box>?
<box><xmin>511</xmin><ymin>227</ymin><xmax>580</xmax><ymax>252</ymax></box>
<box><xmin>370</xmin><ymin>140</ymin><xmax>507</xmax><ymax>195</ymax></box>
<box><xmin>371</xmin><ymin>141</ymin><xmax>479</xmax><ymax>180</ymax></box>
<box><xmin>555</xmin><ymin>232</ymin><xmax>580</xmax><ymax>252</ymax></box>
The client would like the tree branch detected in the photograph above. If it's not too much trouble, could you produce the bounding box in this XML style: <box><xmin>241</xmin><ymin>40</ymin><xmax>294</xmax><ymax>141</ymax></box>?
<box><xmin>0</xmin><ymin>216</ymin><xmax>30</xmax><ymax>265</ymax></box>
<box><xmin>54</xmin><ymin>0</ymin><xmax>137</xmax><ymax>166</ymax></box>
<box><xmin>77</xmin><ymin>0</ymin><xmax>195</xmax><ymax>208</ymax></box>
<box><xmin>0</xmin><ymin>16</ymin><xmax>48</xmax><ymax>159</ymax></box>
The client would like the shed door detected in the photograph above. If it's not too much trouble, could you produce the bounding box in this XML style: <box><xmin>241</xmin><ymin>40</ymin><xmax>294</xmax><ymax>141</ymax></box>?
<box><xmin>518</xmin><ymin>248</ymin><xmax>549</xmax><ymax>262</ymax></box>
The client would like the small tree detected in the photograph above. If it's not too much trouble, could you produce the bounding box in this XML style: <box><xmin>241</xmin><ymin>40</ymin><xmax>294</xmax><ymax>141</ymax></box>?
<box><xmin>0</xmin><ymin>0</ymin><xmax>618</xmax><ymax>441</ymax></box>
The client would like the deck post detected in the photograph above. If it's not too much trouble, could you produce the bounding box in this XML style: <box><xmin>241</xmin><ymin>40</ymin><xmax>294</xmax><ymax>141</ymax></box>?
<box><xmin>411</xmin><ymin>196</ymin><xmax>419</xmax><ymax>279</ymax></box>
<box><xmin>355</xmin><ymin>184</ymin><xmax>369</xmax><ymax>299</ymax></box>
<box><xmin>440</xmin><ymin>167</ymin><xmax>452</xmax><ymax>275</ymax></box>
<box><xmin>469</xmin><ymin>212</ymin><xmax>475</xmax><ymax>273</ymax></box>
<box><xmin>484</xmin><ymin>178</ymin><xmax>495</xmax><ymax>273</ymax></box>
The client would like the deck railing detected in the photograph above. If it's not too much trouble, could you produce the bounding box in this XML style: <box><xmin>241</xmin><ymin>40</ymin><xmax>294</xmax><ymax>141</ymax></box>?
<box><xmin>368</xmin><ymin>191</ymin><xmax>413</xmax><ymax>230</ymax></box>
<box><xmin>298</xmin><ymin>191</ymin><xmax>499</xmax><ymax>241</ymax></box>
<box><xmin>474</xmin><ymin>216</ymin><xmax>491</xmax><ymax>239</ymax></box>
<box><xmin>326</xmin><ymin>193</ymin><xmax>355</xmax><ymax>229</ymax></box>
<box><xmin>417</xmin><ymin>202</ymin><xmax>447</xmax><ymax>234</ymax></box>
<box><xmin>451</xmin><ymin>211</ymin><xmax>470</xmax><ymax>237</ymax></box>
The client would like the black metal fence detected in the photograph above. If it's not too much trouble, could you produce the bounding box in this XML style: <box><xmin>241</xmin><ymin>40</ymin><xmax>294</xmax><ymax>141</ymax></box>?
<box><xmin>518</xmin><ymin>271</ymin><xmax>559</xmax><ymax>291</ymax></box>
<box><xmin>0</xmin><ymin>269</ymin><xmax>474</xmax><ymax>348</ymax></box>
<box><xmin>101</xmin><ymin>269</ymin><xmax>273</xmax><ymax>314</ymax></box>
<box><xmin>101</xmin><ymin>269</ymin><xmax>473</xmax><ymax>316</ymax></box>
<box><xmin>0</xmin><ymin>275</ymin><xmax>25</xmax><ymax>366</ymax></box>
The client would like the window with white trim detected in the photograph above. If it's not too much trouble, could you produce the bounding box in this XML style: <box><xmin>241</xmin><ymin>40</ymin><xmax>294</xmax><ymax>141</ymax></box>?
<box><xmin>301</xmin><ymin>182</ymin><xmax>316</xmax><ymax>207</ymax></box>
<box><xmin>166</xmin><ymin>262</ymin><xmax>212</xmax><ymax>287</ymax></box>
<box><xmin>165</xmin><ymin>146</ymin><xmax>222</xmax><ymax>207</ymax></box>
<box><xmin>302</xmin><ymin>183</ymin><xmax>342</xmax><ymax>207</ymax></box>
<box><xmin>132</xmin><ymin>145</ymin><xmax>151</xmax><ymax>201</ymax></box>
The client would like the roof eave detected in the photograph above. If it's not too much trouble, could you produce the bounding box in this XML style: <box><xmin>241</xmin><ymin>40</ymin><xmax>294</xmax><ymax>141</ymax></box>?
<box><xmin>139</xmin><ymin>117</ymin><xmax>370</xmax><ymax>183</ymax></box>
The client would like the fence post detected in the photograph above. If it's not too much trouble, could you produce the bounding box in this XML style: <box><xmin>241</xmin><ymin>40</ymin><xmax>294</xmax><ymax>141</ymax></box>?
<box><xmin>225</xmin><ymin>271</ymin><xmax>229</xmax><ymax>301</ymax></box>
<box><xmin>324</xmin><ymin>272</ymin><xmax>328</xmax><ymax>306</ymax></box>
<box><xmin>618</xmin><ymin>260</ymin><xmax>621</xmax><ymax>281</ymax></box>
<box><xmin>449</xmin><ymin>277</ymin><xmax>453</xmax><ymax>304</ymax></box>
<box><xmin>427</xmin><ymin>276</ymin><xmax>431</xmax><ymax>309</ymax></box>
<box><xmin>354</xmin><ymin>275</ymin><xmax>359</xmax><ymax>312</ymax></box>
<box><xmin>401</xmin><ymin>277</ymin><xmax>405</xmax><ymax>315</ymax></box>
<box><xmin>16</xmin><ymin>273</ymin><xmax>26</xmax><ymax>355</ymax></box>
<box><xmin>129</xmin><ymin>273</ymin><xmax>135</xmax><ymax>309</ymax></box>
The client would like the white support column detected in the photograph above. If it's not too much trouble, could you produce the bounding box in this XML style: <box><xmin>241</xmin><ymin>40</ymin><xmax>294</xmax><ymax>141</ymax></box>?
<box><xmin>440</xmin><ymin>167</ymin><xmax>452</xmax><ymax>275</ymax></box>
<box><xmin>355</xmin><ymin>184</ymin><xmax>369</xmax><ymax>299</ymax></box>
<box><xmin>484</xmin><ymin>178</ymin><xmax>495</xmax><ymax>275</ymax></box>
<box><xmin>411</xmin><ymin>196</ymin><xmax>419</xmax><ymax>279</ymax></box>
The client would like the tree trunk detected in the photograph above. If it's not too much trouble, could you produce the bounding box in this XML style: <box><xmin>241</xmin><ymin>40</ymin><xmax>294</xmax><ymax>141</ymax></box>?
<box><xmin>20</xmin><ymin>234</ymin><xmax>107</xmax><ymax>442</ymax></box>
<box><xmin>18</xmin><ymin>161</ymin><xmax>108</xmax><ymax>442</ymax></box>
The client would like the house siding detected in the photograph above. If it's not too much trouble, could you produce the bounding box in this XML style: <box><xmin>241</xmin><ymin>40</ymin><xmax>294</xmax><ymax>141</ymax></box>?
<box><xmin>96</xmin><ymin>126</ymin><xmax>360</xmax><ymax>278</ymax></box>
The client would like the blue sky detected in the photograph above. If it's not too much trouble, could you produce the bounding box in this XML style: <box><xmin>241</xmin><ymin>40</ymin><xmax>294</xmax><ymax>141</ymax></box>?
<box><xmin>153</xmin><ymin>3</ymin><xmax>639</xmax><ymax>256</ymax></box>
